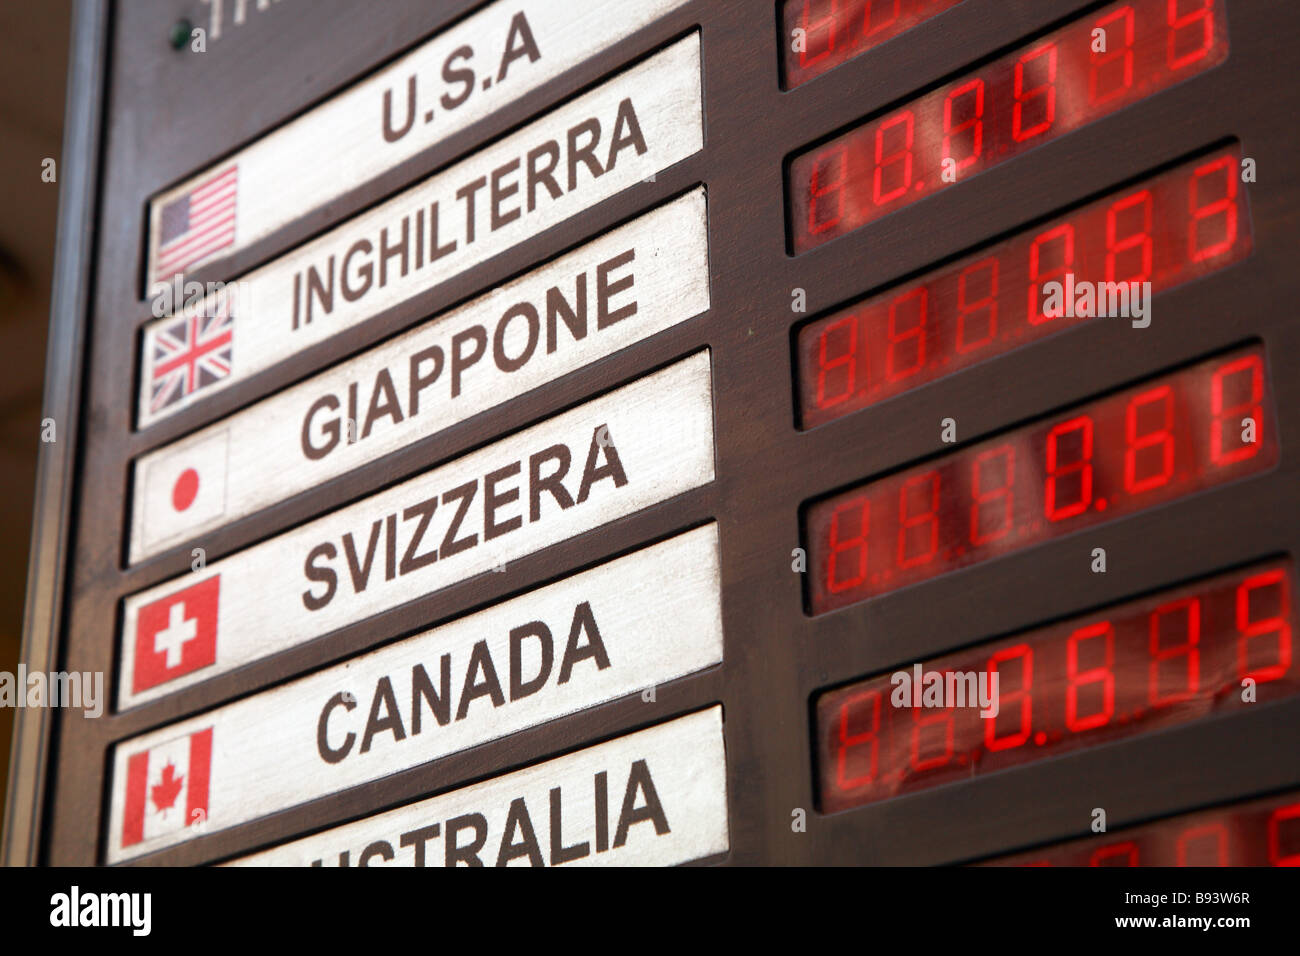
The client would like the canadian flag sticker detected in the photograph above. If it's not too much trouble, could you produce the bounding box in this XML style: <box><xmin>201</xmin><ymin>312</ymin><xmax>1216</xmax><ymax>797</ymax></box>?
<box><xmin>132</xmin><ymin>575</ymin><xmax>220</xmax><ymax>694</ymax></box>
<box><xmin>121</xmin><ymin>727</ymin><xmax>213</xmax><ymax>848</ymax></box>
<box><xmin>135</xmin><ymin>427</ymin><xmax>230</xmax><ymax>558</ymax></box>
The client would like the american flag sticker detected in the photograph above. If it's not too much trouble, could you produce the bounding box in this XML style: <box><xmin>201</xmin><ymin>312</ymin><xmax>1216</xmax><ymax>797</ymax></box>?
<box><xmin>151</xmin><ymin>165</ymin><xmax>238</xmax><ymax>285</ymax></box>
<box><xmin>147</xmin><ymin>295</ymin><xmax>235</xmax><ymax>415</ymax></box>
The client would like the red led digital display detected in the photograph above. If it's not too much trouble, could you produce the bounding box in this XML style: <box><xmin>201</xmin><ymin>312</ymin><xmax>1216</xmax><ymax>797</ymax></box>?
<box><xmin>805</xmin><ymin>346</ymin><xmax>1277</xmax><ymax>614</ymax></box>
<box><xmin>788</xmin><ymin>0</ymin><xmax>1229</xmax><ymax>253</ymax></box>
<box><xmin>796</xmin><ymin>145</ymin><xmax>1251</xmax><ymax>427</ymax></box>
<box><xmin>782</xmin><ymin>0</ymin><xmax>966</xmax><ymax>89</ymax></box>
<box><xmin>983</xmin><ymin>790</ymin><xmax>1300</xmax><ymax>866</ymax></box>
<box><xmin>815</xmin><ymin>560</ymin><xmax>1296</xmax><ymax>812</ymax></box>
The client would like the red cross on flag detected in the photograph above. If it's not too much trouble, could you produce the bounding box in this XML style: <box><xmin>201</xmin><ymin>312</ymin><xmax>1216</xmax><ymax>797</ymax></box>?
<box><xmin>121</xmin><ymin>727</ymin><xmax>213</xmax><ymax>848</ymax></box>
<box><xmin>132</xmin><ymin>575</ymin><xmax>220</xmax><ymax>694</ymax></box>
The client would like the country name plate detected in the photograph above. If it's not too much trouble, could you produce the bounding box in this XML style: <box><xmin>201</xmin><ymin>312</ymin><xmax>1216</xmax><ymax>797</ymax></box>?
<box><xmin>129</xmin><ymin>189</ymin><xmax>709</xmax><ymax>564</ymax></box>
<box><xmin>144</xmin><ymin>0</ymin><xmax>692</xmax><ymax>287</ymax></box>
<box><xmin>138</xmin><ymin>32</ymin><xmax>703</xmax><ymax>428</ymax></box>
<box><xmin>118</xmin><ymin>351</ymin><xmax>715</xmax><ymax>710</ymax></box>
<box><xmin>226</xmin><ymin>707</ymin><xmax>728</xmax><ymax>867</ymax></box>
<box><xmin>106</xmin><ymin>526</ymin><xmax>724</xmax><ymax>863</ymax></box>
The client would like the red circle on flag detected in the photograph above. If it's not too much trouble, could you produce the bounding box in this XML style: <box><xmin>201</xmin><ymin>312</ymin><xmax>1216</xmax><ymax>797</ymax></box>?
<box><xmin>172</xmin><ymin>468</ymin><xmax>200</xmax><ymax>511</ymax></box>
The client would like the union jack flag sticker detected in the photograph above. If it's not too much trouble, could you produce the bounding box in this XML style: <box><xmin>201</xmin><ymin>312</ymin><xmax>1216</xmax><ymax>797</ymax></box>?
<box><xmin>148</xmin><ymin>296</ymin><xmax>235</xmax><ymax>414</ymax></box>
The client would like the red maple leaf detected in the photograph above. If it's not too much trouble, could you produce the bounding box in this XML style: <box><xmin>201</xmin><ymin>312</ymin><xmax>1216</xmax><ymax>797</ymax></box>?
<box><xmin>150</xmin><ymin>761</ymin><xmax>185</xmax><ymax>813</ymax></box>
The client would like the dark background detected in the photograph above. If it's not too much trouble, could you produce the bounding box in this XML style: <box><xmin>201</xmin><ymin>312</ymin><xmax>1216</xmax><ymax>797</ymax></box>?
<box><xmin>0</xmin><ymin>1</ymin><xmax>71</xmax><ymax>822</ymax></box>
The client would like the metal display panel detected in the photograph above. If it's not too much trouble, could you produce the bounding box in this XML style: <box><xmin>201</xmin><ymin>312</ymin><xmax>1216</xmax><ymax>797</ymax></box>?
<box><xmin>7</xmin><ymin>0</ymin><xmax>1300</xmax><ymax>866</ymax></box>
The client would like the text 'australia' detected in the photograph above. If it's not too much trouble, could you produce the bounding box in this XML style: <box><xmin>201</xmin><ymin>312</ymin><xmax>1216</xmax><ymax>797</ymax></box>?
<box><xmin>313</xmin><ymin>759</ymin><xmax>668</xmax><ymax>866</ymax></box>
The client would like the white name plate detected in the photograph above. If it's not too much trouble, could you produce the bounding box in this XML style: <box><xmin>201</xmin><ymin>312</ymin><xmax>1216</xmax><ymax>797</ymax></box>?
<box><xmin>138</xmin><ymin>33</ymin><xmax>703</xmax><ymax>428</ymax></box>
<box><xmin>144</xmin><ymin>0</ymin><xmax>692</xmax><ymax>287</ymax></box>
<box><xmin>107</xmin><ymin>526</ymin><xmax>724</xmax><ymax>864</ymax></box>
<box><xmin>118</xmin><ymin>351</ymin><xmax>715</xmax><ymax>710</ymax></box>
<box><xmin>227</xmin><ymin>707</ymin><xmax>728</xmax><ymax>867</ymax></box>
<box><xmin>130</xmin><ymin>189</ymin><xmax>709</xmax><ymax>563</ymax></box>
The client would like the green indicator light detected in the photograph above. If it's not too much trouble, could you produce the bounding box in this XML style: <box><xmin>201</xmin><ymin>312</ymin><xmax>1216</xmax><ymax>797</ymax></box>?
<box><xmin>170</xmin><ymin>19</ymin><xmax>192</xmax><ymax>51</ymax></box>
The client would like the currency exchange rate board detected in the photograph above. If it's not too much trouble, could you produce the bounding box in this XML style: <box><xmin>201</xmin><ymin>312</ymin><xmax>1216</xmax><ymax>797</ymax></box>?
<box><xmin>7</xmin><ymin>0</ymin><xmax>1300</xmax><ymax>867</ymax></box>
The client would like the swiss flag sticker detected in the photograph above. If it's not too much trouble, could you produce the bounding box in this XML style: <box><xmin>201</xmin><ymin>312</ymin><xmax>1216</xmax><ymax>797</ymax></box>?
<box><xmin>121</xmin><ymin>727</ymin><xmax>213</xmax><ymax>848</ymax></box>
<box><xmin>133</xmin><ymin>575</ymin><xmax>220</xmax><ymax>693</ymax></box>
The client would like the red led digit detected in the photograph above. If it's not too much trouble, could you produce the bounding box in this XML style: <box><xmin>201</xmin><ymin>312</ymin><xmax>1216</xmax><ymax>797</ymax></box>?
<box><xmin>798</xmin><ymin>0</ymin><xmax>840</xmax><ymax>70</ymax></box>
<box><xmin>782</xmin><ymin>0</ymin><xmax>965</xmax><ymax>90</ymax></box>
<box><xmin>1236</xmin><ymin>570</ymin><xmax>1292</xmax><ymax>684</ymax></box>
<box><xmin>1090</xmin><ymin>5</ymin><xmax>1136</xmax><ymax>103</ymax></box>
<box><xmin>985</xmin><ymin>644</ymin><xmax>1033</xmax><ymax>752</ymax></box>
<box><xmin>886</xmin><ymin>287</ymin><xmax>927</xmax><ymax>380</ymax></box>
<box><xmin>942</xmin><ymin>79</ymin><xmax>985</xmax><ymax>172</ymax></box>
<box><xmin>970</xmin><ymin>445</ymin><xmax>1015</xmax><ymax>545</ymax></box>
<box><xmin>1123</xmin><ymin>385</ymin><xmax>1175</xmax><ymax>493</ymax></box>
<box><xmin>1012</xmin><ymin>43</ymin><xmax>1058</xmax><ymax>142</ymax></box>
<box><xmin>805</xmin><ymin>347</ymin><xmax>1276</xmax><ymax>612</ymax></box>
<box><xmin>788</xmin><ymin>0</ymin><xmax>1229</xmax><ymax>252</ymax></box>
<box><xmin>1091</xmin><ymin>842</ymin><xmax>1139</xmax><ymax>866</ymax></box>
<box><xmin>816</xmin><ymin>315</ymin><xmax>858</xmax><ymax>409</ymax></box>
<box><xmin>826</xmin><ymin>496</ymin><xmax>871</xmax><ymax>594</ymax></box>
<box><xmin>864</xmin><ymin>0</ymin><xmax>902</xmax><ymax>36</ymax></box>
<box><xmin>1176</xmin><ymin>823</ymin><xmax>1230</xmax><ymax>865</ymax></box>
<box><xmin>816</xmin><ymin>560</ymin><xmax>1298</xmax><ymax>812</ymax></box>
<box><xmin>1026</xmin><ymin>224</ymin><xmax>1074</xmax><ymax>325</ymax></box>
<box><xmin>955</xmin><ymin>257</ymin><xmax>999</xmax><ymax>353</ymax></box>
<box><xmin>1189</xmin><ymin>155</ymin><xmax>1239</xmax><ymax>262</ymax></box>
<box><xmin>1044</xmin><ymin>414</ymin><xmax>1094</xmax><ymax>522</ymax></box>
<box><xmin>1066</xmin><ymin>621</ymin><xmax>1116</xmax><ymax>732</ymax></box>
<box><xmin>1105</xmin><ymin>189</ymin><xmax>1154</xmax><ymax>285</ymax></box>
<box><xmin>1148</xmin><ymin>597</ymin><xmax>1201</xmax><ymax>706</ymax></box>
<box><xmin>807</xmin><ymin>144</ymin><xmax>848</xmax><ymax>236</ymax></box>
<box><xmin>796</xmin><ymin>145</ymin><xmax>1252</xmax><ymax>429</ymax></box>
<box><xmin>1167</xmin><ymin>0</ymin><xmax>1215</xmax><ymax>69</ymax></box>
<box><xmin>1210</xmin><ymin>354</ymin><xmax>1263</xmax><ymax>466</ymax></box>
<box><xmin>1269</xmin><ymin>803</ymin><xmax>1300</xmax><ymax>866</ymax></box>
<box><xmin>897</xmin><ymin>471</ymin><xmax>941</xmax><ymax>568</ymax></box>
<box><xmin>873</xmin><ymin>110</ymin><xmax>916</xmax><ymax>205</ymax></box>
<box><xmin>911</xmin><ymin>701</ymin><xmax>956</xmax><ymax>772</ymax></box>
<box><xmin>837</xmin><ymin>690</ymin><xmax>883</xmax><ymax>788</ymax></box>
<box><xmin>986</xmin><ymin>791</ymin><xmax>1300</xmax><ymax>866</ymax></box>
